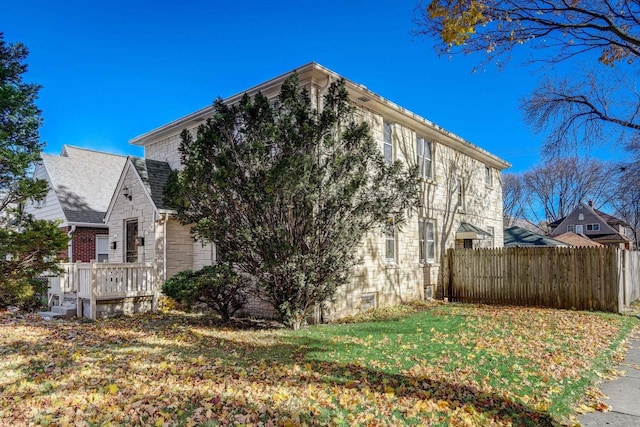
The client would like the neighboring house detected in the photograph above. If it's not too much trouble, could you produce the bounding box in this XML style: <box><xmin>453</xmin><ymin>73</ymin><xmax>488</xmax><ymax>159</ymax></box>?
<box><xmin>105</xmin><ymin>63</ymin><xmax>509</xmax><ymax>320</ymax></box>
<box><xmin>24</xmin><ymin>145</ymin><xmax>127</xmax><ymax>262</ymax></box>
<box><xmin>553</xmin><ymin>232</ymin><xmax>603</xmax><ymax>247</ymax></box>
<box><xmin>504</xmin><ymin>226</ymin><xmax>569</xmax><ymax>248</ymax></box>
<box><xmin>548</xmin><ymin>202</ymin><xmax>632</xmax><ymax>249</ymax></box>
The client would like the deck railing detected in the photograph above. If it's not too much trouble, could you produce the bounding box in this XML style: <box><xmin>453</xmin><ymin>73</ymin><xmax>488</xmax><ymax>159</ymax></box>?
<box><xmin>47</xmin><ymin>262</ymin><xmax>159</xmax><ymax>319</ymax></box>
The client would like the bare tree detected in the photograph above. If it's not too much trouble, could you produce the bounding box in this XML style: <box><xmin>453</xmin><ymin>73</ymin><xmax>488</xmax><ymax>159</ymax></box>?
<box><xmin>612</xmin><ymin>161</ymin><xmax>640</xmax><ymax>249</ymax></box>
<box><xmin>502</xmin><ymin>173</ymin><xmax>525</xmax><ymax>227</ymax></box>
<box><xmin>521</xmin><ymin>157</ymin><xmax>616</xmax><ymax>223</ymax></box>
<box><xmin>414</xmin><ymin>1</ymin><xmax>640</xmax><ymax>159</ymax></box>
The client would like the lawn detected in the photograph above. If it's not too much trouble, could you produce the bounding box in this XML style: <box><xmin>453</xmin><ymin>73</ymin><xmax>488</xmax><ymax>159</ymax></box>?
<box><xmin>0</xmin><ymin>303</ymin><xmax>636</xmax><ymax>426</ymax></box>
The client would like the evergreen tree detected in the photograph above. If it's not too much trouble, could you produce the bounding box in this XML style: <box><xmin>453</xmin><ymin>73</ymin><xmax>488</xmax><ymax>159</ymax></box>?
<box><xmin>167</xmin><ymin>75</ymin><xmax>418</xmax><ymax>329</ymax></box>
<box><xmin>0</xmin><ymin>33</ymin><xmax>67</xmax><ymax>308</ymax></box>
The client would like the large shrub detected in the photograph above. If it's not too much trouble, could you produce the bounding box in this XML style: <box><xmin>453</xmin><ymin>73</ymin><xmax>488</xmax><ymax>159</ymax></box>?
<box><xmin>162</xmin><ymin>264</ymin><xmax>248</xmax><ymax>322</ymax></box>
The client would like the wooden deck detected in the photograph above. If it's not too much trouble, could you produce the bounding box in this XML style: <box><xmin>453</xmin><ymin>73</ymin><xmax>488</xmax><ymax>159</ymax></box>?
<box><xmin>46</xmin><ymin>262</ymin><xmax>159</xmax><ymax>319</ymax></box>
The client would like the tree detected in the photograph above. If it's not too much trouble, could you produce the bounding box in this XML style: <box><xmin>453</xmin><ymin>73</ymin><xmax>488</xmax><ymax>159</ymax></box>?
<box><xmin>520</xmin><ymin>157</ymin><xmax>615</xmax><ymax>224</ymax></box>
<box><xmin>612</xmin><ymin>161</ymin><xmax>640</xmax><ymax>249</ymax></box>
<box><xmin>502</xmin><ymin>173</ymin><xmax>525</xmax><ymax>227</ymax></box>
<box><xmin>0</xmin><ymin>33</ymin><xmax>67</xmax><ymax>308</ymax></box>
<box><xmin>166</xmin><ymin>75</ymin><xmax>418</xmax><ymax>329</ymax></box>
<box><xmin>415</xmin><ymin>1</ymin><xmax>640</xmax><ymax>155</ymax></box>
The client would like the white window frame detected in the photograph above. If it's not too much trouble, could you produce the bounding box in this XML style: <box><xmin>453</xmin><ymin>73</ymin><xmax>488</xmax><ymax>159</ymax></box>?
<box><xmin>96</xmin><ymin>235</ymin><xmax>109</xmax><ymax>263</ymax></box>
<box><xmin>384</xmin><ymin>218</ymin><xmax>396</xmax><ymax>264</ymax></box>
<box><xmin>567</xmin><ymin>225</ymin><xmax>574</xmax><ymax>232</ymax></box>
<box><xmin>576</xmin><ymin>224</ymin><xmax>584</xmax><ymax>234</ymax></box>
<box><xmin>456</xmin><ymin>177</ymin><xmax>464</xmax><ymax>209</ymax></box>
<box><xmin>417</xmin><ymin>137</ymin><xmax>433</xmax><ymax>179</ymax></box>
<box><xmin>593</xmin><ymin>223</ymin><xmax>600</xmax><ymax>231</ymax></box>
<box><xmin>383</xmin><ymin>122</ymin><xmax>393</xmax><ymax>165</ymax></box>
<box><xmin>578</xmin><ymin>214</ymin><xmax>584</xmax><ymax>221</ymax></box>
<box><xmin>419</xmin><ymin>219</ymin><xmax>436</xmax><ymax>263</ymax></box>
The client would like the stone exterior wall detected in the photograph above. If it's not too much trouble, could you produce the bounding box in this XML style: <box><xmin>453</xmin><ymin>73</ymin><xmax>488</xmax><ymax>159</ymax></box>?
<box><xmin>139</xmin><ymin>76</ymin><xmax>505</xmax><ymax>322</ymax></box>
<box><xmin>105</xmin><ymin>165</ymin><xmax>160</xmax><ymax>267</ymax></box>
<box><xmin>165</xmin><ymin>219</ymin><xmax>194</xmax><ymax>279</ymax></box>
<box><xmin>145</xmin><ymin>133</ymin><xmax>184</xmax><ymax>171</ymax></box>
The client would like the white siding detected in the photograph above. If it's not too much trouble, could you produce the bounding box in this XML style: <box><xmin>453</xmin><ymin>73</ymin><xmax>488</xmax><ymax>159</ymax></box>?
<box><xmin>24</xmin><ymin>163</ymin><xmax>66</xmax><ymax>223</ymax></box>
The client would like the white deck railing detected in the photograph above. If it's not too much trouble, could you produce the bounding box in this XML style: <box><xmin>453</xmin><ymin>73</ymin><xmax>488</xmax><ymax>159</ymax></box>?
<box><xmin>47</xmin><ymin>262</ymin><xmax>159</xmax><ymax>319</ymax></box>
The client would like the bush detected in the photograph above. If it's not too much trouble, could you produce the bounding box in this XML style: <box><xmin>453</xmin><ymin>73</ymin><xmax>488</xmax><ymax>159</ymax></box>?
<box><xmin>0</xmin><ymin>277</ymin><xmax>48</xmax><ymax>310</ymax></box>
<box><xmin>162</xmin><ymin>264</ymin><xmax>248</xmax><ymax>322</ymax></box>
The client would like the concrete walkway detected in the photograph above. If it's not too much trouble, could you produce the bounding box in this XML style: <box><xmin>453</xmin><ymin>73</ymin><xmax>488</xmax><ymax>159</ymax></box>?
<box><xmin>579</xmin><ymin>329</ymin><xmax>640</xmax><ymax>426</ymax></box>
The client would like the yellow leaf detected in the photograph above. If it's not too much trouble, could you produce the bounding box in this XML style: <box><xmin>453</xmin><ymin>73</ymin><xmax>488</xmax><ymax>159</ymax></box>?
<box><xmin>106</xmin><ymin>384</ymin><xmax>119</xmax><ymax>395</ymax></box>
<box><xmin>155</xmin><ymin>417</ymin><xmax>164</xmax><ymax>427</ymax></box>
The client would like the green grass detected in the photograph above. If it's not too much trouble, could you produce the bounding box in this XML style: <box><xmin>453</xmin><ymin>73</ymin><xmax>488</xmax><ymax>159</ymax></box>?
<box><xmin>0</xmin><ymin>303</ymin><xmax>636</xmax><ymax>426</ymax></box>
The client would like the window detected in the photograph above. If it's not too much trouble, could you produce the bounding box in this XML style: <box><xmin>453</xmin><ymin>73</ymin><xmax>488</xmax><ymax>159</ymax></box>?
<box><xmin>419</xmin><ymin>219</ymin><xmax>435</xmax><ymax>263</ymax></box>
<box><xmin>487</xmin><ymin>226</ymin><xmax>495</xmax><ymax>247</ymax></box>
<box><xmin>485</xmin><ymin>166</ymin><xmax>492</xmax><ymax>186</ymax></box>
<box><xmin>125</xmin><ymin>219</ymin><xmax>139</xmax><ymax>263</ymax></box>
<box><xmin>361</xmin><ymin>293</ymin><xmax>377</xmax><ymax>310</ymax></box>
<box><xmin>586</xmin><ymin>224</ymin><xmax>600</xmax><ymax>231</ymax></box>
<box><xmin>575</xmin><ymin>224</ymin><xmax>584</xmax><ymax>234</ymax></box>
<box><xmin>384</xmin><ymin>218</ymin><xmax>396</xmax><ymax>263</ymax></box>
<box><xmin>578</xmin><ymin>214</ymin><xmax>584</xmax><ymax>221</ymax></box>
<box><xmin>417</xmin><ymin>137</ymin><xmax>433</xmax><ymax>179</ymax></box>
<box><xmin>383</xmin><ymin>122</ymin><xmax>393</xmax><ymax>165</ymax></box>
<box><xmin>456</xmin><ymin>177</ymin><xmax>464</xmax><ymax>208</ymax></box>
<box><xmin>567</xmin><ymin>225</ymin><xmax>574</xmax><ymax>232</ymax></box>
<box><xmin>96</xmin><ymin>235</ymin><xmax>109</xmax><ymax>263</ymax></box>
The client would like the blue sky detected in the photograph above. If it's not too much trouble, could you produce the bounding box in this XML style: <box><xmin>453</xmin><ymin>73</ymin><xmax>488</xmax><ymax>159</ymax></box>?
<box><xmin>3</xmin><ymin>0</ymin><xmax>563</xmax><ymax>172</ymax></box>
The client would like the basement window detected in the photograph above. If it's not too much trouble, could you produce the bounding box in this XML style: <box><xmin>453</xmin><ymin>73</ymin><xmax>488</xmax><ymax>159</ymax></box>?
<box><xmin>361</xmin><ymin>293</ymin><xmax>377</xmax><ymax>311</ymax></box>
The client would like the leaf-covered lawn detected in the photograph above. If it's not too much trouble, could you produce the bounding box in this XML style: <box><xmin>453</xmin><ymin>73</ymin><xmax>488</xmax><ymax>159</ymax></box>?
<box><xmin>0</xmin><ymin>304</ymin><xmax>636</xmax><ymax>426</ymax></box>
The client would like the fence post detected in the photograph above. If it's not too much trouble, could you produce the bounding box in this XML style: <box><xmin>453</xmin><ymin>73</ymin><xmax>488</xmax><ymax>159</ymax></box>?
<box><xmin>90</xmin><ymin>263</ymin><xmax>97</xmax><ymax>320</ymax></box>
<box><xmin>617</xmin><ymin>249</ymin><xmax>625</xmax><ymax>313</ymax></box>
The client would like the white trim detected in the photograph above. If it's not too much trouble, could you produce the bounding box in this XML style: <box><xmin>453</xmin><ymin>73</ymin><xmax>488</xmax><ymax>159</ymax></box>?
<box><xmin>129</xmin><ymin>63</ymin><xmax>510</xmax><ymax>170</ymax></box>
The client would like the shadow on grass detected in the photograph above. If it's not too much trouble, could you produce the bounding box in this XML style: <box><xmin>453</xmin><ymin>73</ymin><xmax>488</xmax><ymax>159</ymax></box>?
<box><xmin>1</xmin><ymin>312</ymin><xmax>554</xmax><ymax>426</ymax></box>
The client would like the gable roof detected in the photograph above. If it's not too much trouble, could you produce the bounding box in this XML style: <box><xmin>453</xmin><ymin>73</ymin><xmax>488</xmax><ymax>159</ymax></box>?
<box><xmin>553</xmin><ymin>232</ymin><xmax>603</xmax><ymax>247</ymax></box>
<box><xmin>504</xmin><ymin>226</ymin><xmax>569</xmax><ymax>247</ymax></box>
<box><xmin>40</xmin><ymin>145</ymin><xmax>126</xmax><ymax>225</ymax></box>
<box><xmin>550</xmin><ymin>202</ymin><xmax>629</xmax><ymax>244</ymax></box>
<box><xmin>105</xmin><ymin>157</ymin><xmax>174</xmax><ymax>222</ymax></box>
<box><xmin>129</xmin><ymin>158</ymin><xmax>173</xmax><ymax>211</ymax></box>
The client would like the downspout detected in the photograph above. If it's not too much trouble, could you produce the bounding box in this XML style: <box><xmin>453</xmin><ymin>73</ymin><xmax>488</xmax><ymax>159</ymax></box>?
<box><xmin>67</xmin><ymin>225</ymin><xmax>76</xmax><ymax>262</ymax></box>
<box><xmin>163</xmin><ymin>213</ymin><xmax>169</xmax><ymax>281</ymax></box>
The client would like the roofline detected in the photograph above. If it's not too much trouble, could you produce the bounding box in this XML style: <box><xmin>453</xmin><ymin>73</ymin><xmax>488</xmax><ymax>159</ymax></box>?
<box><xmin>59</xmin><ymin>144</ymin><xmax>128</xmax><ymax>158</ymax></box>
<box><xmin>61</xmin><ymin>221</ymin><xmax>109</xmax><ymax>228</ymax></box>
<box><xmin>130</xmin><ymin>62</ymin><xmax>510</xmax><ymax>170</ymax></box>
<box><xmin>104</xmin><ymin>158</ymin><xmax>161</xmax><ymax>222</ymax></box>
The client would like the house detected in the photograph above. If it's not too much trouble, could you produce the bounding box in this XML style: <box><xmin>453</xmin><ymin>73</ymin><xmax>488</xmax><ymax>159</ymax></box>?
<box><xmin>548</xmin><ymin>202</ymin><xmax>632</xmax><ymax>249</ymax></box>
<box><xmin>553</xmin><ymin>232</ymin><xmax>603</xmax><ymax>247</ymax></box>
<box><xmin>24</xmin><ymin>146</ymin><xmax>127</xmax><ymax>262</ymax></box>
<box><xmin>99</xmin><ymin>63</ymin><xmax>510</xmax><ymax>321</ymax></box>
<box><xmin>504</xmin><ymin>226</ymin><xmax>569</xmax><ymax>247</ymax></box>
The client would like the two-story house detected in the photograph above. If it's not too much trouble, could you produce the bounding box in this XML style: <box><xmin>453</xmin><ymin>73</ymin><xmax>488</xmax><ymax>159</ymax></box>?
<box><xmin>104</xmin><ymin>63</ymin><xmax>510</xmax><ymax>320</ymax></box>
<box><xmin>548</xmin><ymin>202</ymin><xmax>633</xmax><ymax>249</ymax></box>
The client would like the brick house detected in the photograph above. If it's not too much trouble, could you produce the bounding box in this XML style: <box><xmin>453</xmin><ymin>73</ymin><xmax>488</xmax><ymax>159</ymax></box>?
<box><xmin>104</xmin><ymin>63</ymin><xmax>509</xmax><ymax>320</ymax></box>
<box><xmin>24</xmin><ymin>145</ymin><xmax>127</xmax><ymax>262</ymax></box>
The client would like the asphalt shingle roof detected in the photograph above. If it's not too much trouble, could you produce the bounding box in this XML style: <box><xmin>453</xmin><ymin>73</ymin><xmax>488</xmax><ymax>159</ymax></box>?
<box><xmin>42</xmin><ymin>146</ymin><xmax>126</xmax><ymax>225</ymax></box>
<box><xmin>504</xmin><ymin>226</ymin><xmax>569</xmax><ymax>247</ymax></box>
<box><xmin>129</xmin><ymin>157</ymin><xmax>173</xmax><ymax>211</ymax></box>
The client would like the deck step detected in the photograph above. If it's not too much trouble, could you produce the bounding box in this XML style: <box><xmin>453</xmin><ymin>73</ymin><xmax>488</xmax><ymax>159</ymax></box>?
<box><xmin>38</xmin><ymin>311</ymin><xmax>67</xmax><ymax>321</ymax></box>
<box><xmin>52</xmin><ymin>305</ymin><xmax>77</xmax><ymax>317</ymax></box>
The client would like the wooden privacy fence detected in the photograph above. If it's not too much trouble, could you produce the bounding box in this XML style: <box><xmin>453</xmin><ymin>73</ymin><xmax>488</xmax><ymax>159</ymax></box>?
<box><xmin>446</xmin><ymin>247</ymin><xmax>640</xmax><ymax>313</ymax></box>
